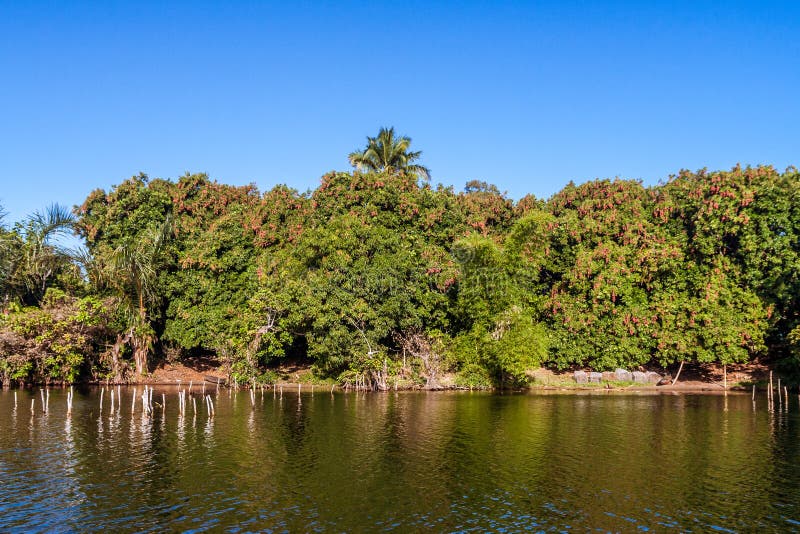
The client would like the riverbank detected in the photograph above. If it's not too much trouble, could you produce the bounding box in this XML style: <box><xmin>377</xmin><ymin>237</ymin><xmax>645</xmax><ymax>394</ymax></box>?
<box><xmin>77</xmin><ymin>358</ymin><xmax>782</xmax><ymax>394</ymax></box>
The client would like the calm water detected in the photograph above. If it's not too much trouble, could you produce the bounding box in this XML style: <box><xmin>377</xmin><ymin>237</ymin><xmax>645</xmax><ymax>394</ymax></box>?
<box><xmin>1</xmin><ymin>388</ymin><xmax>799</xmax><ymax>532</ymax></box>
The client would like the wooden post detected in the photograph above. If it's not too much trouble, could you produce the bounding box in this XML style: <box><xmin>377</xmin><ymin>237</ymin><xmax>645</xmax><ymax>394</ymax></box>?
<box><xmin>205</xmin><ymin>394</ymin><xmax>214</xmax><ymax>417</ymax></box>
<box><xmin>723</xmin><ymin>364</ymin><xmax>727</xmax><ymax>390</ymax></box>
<box><xmin>769</xmin><ymin>371</ymin><xmax>774</xmax><ymax>410</ymax></box>
<box><xmin>672</xmin><ymin>361</ymin><xmax>685</xmax><ymax>386</ymax></box>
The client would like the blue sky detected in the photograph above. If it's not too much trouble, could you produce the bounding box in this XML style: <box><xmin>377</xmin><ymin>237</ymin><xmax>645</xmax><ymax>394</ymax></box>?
<box><xmin>1</xmin><ymin>0</ymin><xmax>798</xmax><ymax>225</ymax></box>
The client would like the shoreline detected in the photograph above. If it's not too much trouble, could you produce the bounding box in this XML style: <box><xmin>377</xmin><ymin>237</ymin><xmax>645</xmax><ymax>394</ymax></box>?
<box><xmin>1</xmin><ymin>380</ymin><xmax>756</xmax><ymax>395</ymax></box>
<box><xmin>2</xmin><ymin>359</ymin><xmax>779</xmax><ymax>395</ymax></box>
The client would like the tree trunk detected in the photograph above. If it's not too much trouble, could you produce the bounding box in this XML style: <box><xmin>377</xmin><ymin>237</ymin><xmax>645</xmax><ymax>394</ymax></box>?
<box><xmin>110</xmin><ymin>333</ymin><xmax>129</xmax><ymax>383</ymax></box>
<box><xmin>132</xmin><ymin>332</ymin><xmax>148</xmax><ymax>377</ymax></box>
<box><xmin>134</xmin><ymin>345</ymin><xmax>147</xmax><ymax>377</ymax></box>
<box><xmin>134</xmin><ymin>292</ymin><xmax>149</xmax><ymax>377</ymax></box>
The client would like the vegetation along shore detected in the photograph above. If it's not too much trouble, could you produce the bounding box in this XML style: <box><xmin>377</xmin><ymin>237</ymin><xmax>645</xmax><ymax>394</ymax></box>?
<box><xmin>1</xmin><ymin>128</ymin><xmax>799</xmax><ymax>390</ymax></box>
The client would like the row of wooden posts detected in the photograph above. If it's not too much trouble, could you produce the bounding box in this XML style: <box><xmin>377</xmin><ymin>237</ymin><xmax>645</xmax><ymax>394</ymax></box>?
<box><xmin>759</xmin><ymin>370</ymin><xmax>795</xmax><ymax>412</ymax></box>
<box><xmin>14</xmin><ymin>376</ymin><xmax>799</xmax><ymax>417</ymax></box>
<box><xmin>13</xmin><ymin>380</ymin><xmax>335</xmax><ymax>418</ymax></box>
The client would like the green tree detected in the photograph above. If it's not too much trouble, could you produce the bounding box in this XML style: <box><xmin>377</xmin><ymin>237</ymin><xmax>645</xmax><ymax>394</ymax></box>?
<box><xmin>107</xmin><ymin>216</ymin><xmax>173</xmax><ymax>376</ymax></box>
<box><xmin>1</xmin><ymin>204</ymin><xmax>76</xmax><ymax>306</ymax></box>
<box><xmin>451</xmin><ymin>212</ymin><xmax>552</xmax><ymax>384</ymax></box>
<box><xmin>0</xmin><ymin>206</ymin><xmax>18</xmax><ymax>308</ymax></box>
<box><xmin>348</xmin><ymin>127</ymin><xmax>430</xmax><ymax>180</ymax></box>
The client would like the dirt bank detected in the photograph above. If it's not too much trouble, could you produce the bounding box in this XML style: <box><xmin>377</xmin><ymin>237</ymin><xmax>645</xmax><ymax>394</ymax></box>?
<box><xmin>92</xmin><ymin>357</ymin><xmax>784</xmax><ymax>393</ymax></box>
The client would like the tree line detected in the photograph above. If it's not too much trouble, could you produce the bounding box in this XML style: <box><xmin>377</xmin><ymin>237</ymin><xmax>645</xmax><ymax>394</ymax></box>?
<box><xmin>1</xmin><ymin>129</ymin><xmax>799</xmax><ymax>387</ymax></box>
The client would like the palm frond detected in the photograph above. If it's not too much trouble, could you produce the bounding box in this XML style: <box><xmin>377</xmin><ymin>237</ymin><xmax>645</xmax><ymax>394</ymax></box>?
<box><xmin>349</xmin><ymin>127</ymin><xmax>430</xmax><ymax>178</ymax></box>
<box><xmin>28</xmin><ymin>203</ymin><xmax>75</xmax><ymax>242</ymax></box>
<box><xmin>407</xmin><ymin>164</ymin><xmax>431</xmax><ymax>181</ymax></box>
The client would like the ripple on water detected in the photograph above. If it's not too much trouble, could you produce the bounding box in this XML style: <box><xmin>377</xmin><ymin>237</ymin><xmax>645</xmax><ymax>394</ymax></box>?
<box><xmin>1</xmin><ymin>389</ymin><xmax>799</xmax><ymax>532</ymax></box>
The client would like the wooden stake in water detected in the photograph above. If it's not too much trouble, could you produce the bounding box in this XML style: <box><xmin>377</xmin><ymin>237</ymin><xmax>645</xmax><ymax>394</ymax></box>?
<box><xmin>162</xmin><ymin>393</ymin><xmax>166</xmax><ymax>414</ymax></box>
<box><xmin>205</xmin><ymin>394</ymin><xmax>215</xmax><ymax>417</ymax></box>
<box><xmin>141</xmin><ymin>388</ymin><xmax>149</xmax><ymax>416</ymax></box>
<box><xmin>45</xmin><ymin>389</ymin><xmax>49</xmax><ymax>413</ymax></box>
<box><xmin>189</xmin><ymin>380</ymin><xmax>193</xmax><ymax>395</ymax></box>
<box><xmin>40</xmin><ymin>389</ymin><xmax>45</xmax><ymax>412</ymax></box>
<box><xmin>14</xmin><ymin>391</ymin><xmax>17</xmax><ymax>410</ymax></box>
<box><xmin>769</xmin><ymin>371</ymin><xmax>774</xmax><ymax>410</ymax></box>
<box><xmin>99</xmin><ymin>388</ymin><xmax>104</xmax><ymax>414</ymax></box>
<box><xmin>31</xmin><ymin>398</ymin><xmax>35</xmax><ymax>414</ymax></box>
<box><xmin>110</xmin><ymin>389</ymin><xmax>115</xmax><ymax>413</ymax></box>
<box><xmin>132</xmin><ymin>387</ymin><xmax>137</xmax><ymax>414</ymax></box>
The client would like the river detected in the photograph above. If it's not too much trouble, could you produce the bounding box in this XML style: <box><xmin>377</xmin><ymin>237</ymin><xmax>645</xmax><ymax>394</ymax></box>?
<box><xmin>1</xmin><ymin>387</ymin><xmax>799</xmax><ymax>532</ymax></box>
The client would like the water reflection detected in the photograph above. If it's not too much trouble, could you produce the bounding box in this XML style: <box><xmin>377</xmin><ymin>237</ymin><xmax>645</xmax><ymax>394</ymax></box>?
<box><xmin>1</xmin><ymin>388</ymin><xmax>799</xmax><ymax>531</ymax></box>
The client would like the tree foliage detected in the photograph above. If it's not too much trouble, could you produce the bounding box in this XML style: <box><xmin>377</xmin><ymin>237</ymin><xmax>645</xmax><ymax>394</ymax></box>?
<box><xmin>348</xmin><ymin>127</ymin><xmax>430</xmax><ymax>181</ymax></box>
<box><xmin>1</xmin><ymin>147</ymin><xmax>798</xmax><ymax>387</ymax></box>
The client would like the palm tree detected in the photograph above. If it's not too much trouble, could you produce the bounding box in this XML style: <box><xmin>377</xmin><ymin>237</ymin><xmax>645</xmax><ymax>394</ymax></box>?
<box><xmin>0</xmin><ymin>205</ymin><xmax>15</xmax><ymax>308</ymax></box>
<box><xmin>9</xmin><ymin>204</ymin><xmax>76</xmax><ymax>305</ymax></box>
<box><xmin>348</xmin><ymin>127</ymin><xmax>430</xmax><ymax>180</ymax></box>
<box><xmin>108</xmin><ymin>216</ymin><xmax>172</xmax><ymax>377</ymax></box>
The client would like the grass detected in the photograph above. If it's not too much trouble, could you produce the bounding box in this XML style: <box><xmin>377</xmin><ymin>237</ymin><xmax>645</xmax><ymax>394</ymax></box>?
<box><xmin>528</xmin><ymin>375</ymin><xmax>644</xmax><ymax>389</ymax></box>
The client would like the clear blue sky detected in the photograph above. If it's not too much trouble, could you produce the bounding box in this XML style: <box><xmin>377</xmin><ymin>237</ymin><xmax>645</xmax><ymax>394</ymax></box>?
<box><xmin>1</xmin><ymin>1</ymin><xmax>798</xmax><ymax>225</ymax></box>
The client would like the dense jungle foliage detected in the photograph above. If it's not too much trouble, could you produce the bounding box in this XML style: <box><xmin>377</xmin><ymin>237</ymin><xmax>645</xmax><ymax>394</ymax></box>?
<box><xmin>1</xmin><ymin>132</ymin><xmax>799</xmax><ymax>387</ymax></box>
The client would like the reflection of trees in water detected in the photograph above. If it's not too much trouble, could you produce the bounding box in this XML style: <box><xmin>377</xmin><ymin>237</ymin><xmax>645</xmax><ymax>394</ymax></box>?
<box><xmin>1</xmin><ymin>390</ymin><xmax>800</xmax><ymax>531</ymax></box>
